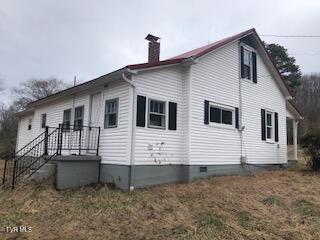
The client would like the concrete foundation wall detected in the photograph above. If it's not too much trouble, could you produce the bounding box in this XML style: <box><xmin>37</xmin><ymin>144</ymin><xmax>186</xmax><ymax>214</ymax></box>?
<box><xmin>52</xmin><ymin>156</ymin><xmax>282</xmax><ymax>190</ymax></box>
<box><xmin>99</xmin><ymin>163</ymin><xmax>282</xmax><ymax>190</ymax></box>
<box><xmin>99</xmin><ymin>164</ymin><xmax>130</xmax><ymax>190</ymax></box>
<box><xmin>54</xmin><ymin>155</ymin><xmax>101</xmax><ymax>190</ymax></box>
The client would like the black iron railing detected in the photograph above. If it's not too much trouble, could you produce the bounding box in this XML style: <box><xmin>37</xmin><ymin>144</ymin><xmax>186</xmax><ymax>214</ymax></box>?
<box><xmin>2</xmin><ymin>124</ymin><xmax>100</xmax><ymax>189</ymax></box>
<box><xmin>54</xmin><ymin>124</ymin><xmax>101</xmax><ymax>156</ymax></box>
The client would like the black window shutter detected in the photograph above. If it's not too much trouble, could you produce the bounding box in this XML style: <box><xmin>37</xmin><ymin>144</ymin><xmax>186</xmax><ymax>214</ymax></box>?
<box><xmin>240</xmin><ymin>46</ymin><xmax>245</xmax><ymax>78</ymax></box>
<box><xmin>261</xmin><ymin>109</ymin><xmax>266</xmax><ymax>141</ymax></box>
<box><xmin>252</xmin><ymin>52</ymin><xmax>257</xmax><ymax>83</ymax></box>
<box><xmin>136</xmin><ymin>95</ymin><xmax>146</xmax><ymax>127</ymax></box>
<box><xmin>275</xmin><ymin>112</ymin><xmax>279</xmax><ymax>142</ymax></box>
<box><xmin>235</xmin><ymin>107</ymin><xmax>239</xmax><ymax>129</ymax></box>
<box><xmin>169</xmin><ymin>102</ymin><xmax>177</xmax><ymax>130</ymax></box>
<box><xmin>204</xmin><ymin>100</ymin><xmax>209</xmax><ymax>124</ymax></box>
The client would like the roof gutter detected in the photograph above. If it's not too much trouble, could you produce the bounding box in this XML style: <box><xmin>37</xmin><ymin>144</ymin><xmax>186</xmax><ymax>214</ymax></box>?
<box><xmin>286</xmin><ymin>100</ymin><xmax>304</xmax><ymax>120</ymax></box>
<box><xmin>15</xmin><ymin>108</ymin><xmax>35</xmax><ymax>117</ymax></box>
<box><xmin>180</xmin><ymin>57</ymin><xmax>198</xmax><ymax>66</ymax></box>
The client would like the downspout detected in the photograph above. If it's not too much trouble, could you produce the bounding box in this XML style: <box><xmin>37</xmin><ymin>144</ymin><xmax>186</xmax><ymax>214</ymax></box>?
<box><xmin>69</xmin><ymin>93</ymin><xmax>76</xmax><ymax>155</ymax></box>
<box><xmin>122</xmin><ymin>70</ymin><xmax>136</xmax><ymax>190</ymax></box>
<box><xmin>238</xmin><ymin>42</ymin><xmax>246</xmax><ymax>164</ymax></box>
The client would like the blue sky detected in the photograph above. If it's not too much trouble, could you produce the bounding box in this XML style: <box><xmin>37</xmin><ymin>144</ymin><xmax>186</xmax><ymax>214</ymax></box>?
<box><xmin>1</xmin><ymin>0</ymin><xmax>320</xmax><ymax>104</ymax></box>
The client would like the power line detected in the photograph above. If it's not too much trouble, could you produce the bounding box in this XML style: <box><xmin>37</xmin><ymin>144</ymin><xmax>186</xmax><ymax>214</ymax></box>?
<box><xmin>260</xmin><ymin>34</ymin><xmax>320</xmax><ymax>38</ymax></box>
<box><xmin>290</xmin><ymin>53</ymin><xmax>320</xmax><ymax>56</ymax></box>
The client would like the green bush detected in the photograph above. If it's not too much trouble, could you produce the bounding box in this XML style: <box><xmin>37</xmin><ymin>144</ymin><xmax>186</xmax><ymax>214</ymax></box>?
<box><xmin>300</xmin><ymin>129</ymin><xmax>320</xmax><ymax>171</ymax></box>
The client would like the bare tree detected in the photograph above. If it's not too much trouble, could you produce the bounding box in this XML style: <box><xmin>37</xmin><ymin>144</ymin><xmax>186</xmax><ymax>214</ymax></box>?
<box><xmin>0</xmin><ymin>80</ymin><xmax>4</xmax><ymax>92</ymax></box>
<box><xmin>0</xmin><ymin>104</ymin><xmax>18</xmax><ymax>159</ymax></box>
<box><xmin>295</xmin><ymin>73</ymin><xmax>320</xmax><ymax>136</ymax></box>
<box><xmin>13</xmin><ymin>78</ymin><xmax>68</xmax><ymax>110</ymax></box>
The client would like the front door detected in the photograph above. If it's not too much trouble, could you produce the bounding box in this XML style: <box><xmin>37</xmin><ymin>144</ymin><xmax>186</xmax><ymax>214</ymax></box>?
<box><xmin>86</xmin><ymin>92</ymin><xmax>102</xmax><ymax>154</ymax></box>
<box><xmin>90</xmin><ymin>93</ymin><xmax>102</xmax><ymax>127</ymax></box>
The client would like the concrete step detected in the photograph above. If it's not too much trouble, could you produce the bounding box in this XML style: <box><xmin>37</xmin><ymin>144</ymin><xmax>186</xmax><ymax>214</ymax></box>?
<box><xmin>30</xmin><ymin>163</ymin><xmax>56</xmax><ymax>182</ymax></box>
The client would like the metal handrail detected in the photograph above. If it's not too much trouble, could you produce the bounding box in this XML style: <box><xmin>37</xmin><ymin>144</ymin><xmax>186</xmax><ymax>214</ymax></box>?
<box><xmin>2</xmin><ymin>124</ymin><xmax>101</xmax><ymax>189</ymax></box>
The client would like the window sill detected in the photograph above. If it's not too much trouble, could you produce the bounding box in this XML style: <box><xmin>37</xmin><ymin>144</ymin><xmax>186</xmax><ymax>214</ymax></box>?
<box><xmin>208</xmin><ymin>123</ymin><xmax>235</xmax><ymax>131</ymax></box>
<box><xmin>241</xmin><ymin>78</ymin><xmax>255</xmax><ymax>84</ymax></box>
<box><xmin>266</xmin><ymin>139</ymin><xmax>275</xmax><ymax>144</ymax></box>
<box><xmin>148</xmin><ymin>125</ymin><xmax>166</xmax><ymax>130</ymax></box>
<box><xmin>104</xmin><ymin>126</ymin><xmax>118</xmax><ymax>129</ymax></box>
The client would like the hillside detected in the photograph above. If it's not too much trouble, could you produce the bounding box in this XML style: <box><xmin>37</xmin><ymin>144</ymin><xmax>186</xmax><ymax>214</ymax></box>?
<box><xmin>1</xmin><ymin>159</ymin><xmax>320</xmax><ymax>240</ymax></box>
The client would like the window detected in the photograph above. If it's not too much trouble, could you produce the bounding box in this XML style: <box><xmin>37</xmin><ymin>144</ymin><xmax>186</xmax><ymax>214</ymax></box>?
<box><xmin>28</xmin><ymin>118</ymin><xmax>32</xmax><ymax>130</ymax></box>
<box><xmin>243</xmin><ymin>48</ymin><xmax>252</xmax><ymax>80</ymax></box>
<box><xmin>63</xmin><ymin>109</ymin><xmax>71</xmax><ymax>131</ymax></box>
<box><xmin>209</xmin><ymin>105</ymin><xmax>233</xmax><ymax>126</ymax></box>
<box><xmin>266</xmin><ymin>111</ymin><xmax>273</xmax><ymax>140</ymax></box>
<box><xmin>104</xmin><ymin>98</ymin><xmax>118</xmax><ymax>128</ymax></box>
<box><xmin>148</xmin><ymin>99</ymin><xmax>166</xmax><ymax>129</ymax></box>
<box><xmin>136</xmin><ymin>95</ymin><xmax>146</xmax><ymax>127</ymax></box>
<box><xmin>261</xmin><ymin>109</ymin><xmax>279</xmax><ymax>142</ymax></box>
<box><xmin>241</xmin><ymin>45</ymin><xmax>257</xmax><ymax>83</ymax></box>
<box><xmin>41</xmin><ymin>113</ymin><xmax>47</xmax><ymax>128</ymax></box>
<box><xmin>74</xmin><ymin>106</ymin><xmax>84</xmax><ymax>130</ymax></box>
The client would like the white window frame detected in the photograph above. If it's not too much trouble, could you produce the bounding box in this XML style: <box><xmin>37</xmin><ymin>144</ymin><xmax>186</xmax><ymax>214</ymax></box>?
<box><xmin>241</xmin><ymin>44</ymin><xmax>256</xmax><ymax>82</ymax></box>
<box><xmin>74</xmin><ymin>105</ymin><xmax>84</xmax><ymax>130</ymax></box>
<box><xmin>104</xmin><ymin>98</ymin><xmax>119</xmax><ymax>128</ymax></box>
<box><xmin>28</xmin><ymin>118</ymin><xmax>32</xmax><ymax>130</ymax></box>
<box><xmin>62</xmin><ymin>109</ymin><xmax>71</xmax><ymax>131</ymax></box>
<box><xmin>266</xmin><ymin>111</ymin><xmax>274</xmax><ymax>142</ymax></box>
<box><xmin>209</xmin><ymin>103</ymin><xmax>235</xmax><ymax>128</ymax></box>
<box><xmin>148</xmin><ymin>98</ymin><xmax>166</xmax><ymax>129</ymax></box>
<box><xmin>40</xmin><ymin>113</ymin><xmax>47</xmax><ymax>129</ymax></box>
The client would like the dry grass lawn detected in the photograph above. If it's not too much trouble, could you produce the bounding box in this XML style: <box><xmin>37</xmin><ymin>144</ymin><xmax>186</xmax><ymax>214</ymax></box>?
<box><xmin>0</xmin><ymin>160</ymin><xmax>4</xmax><ymax>174</ymax></box>
<box><xmin>1</xmin><ymin>154</ymin><xmax>320</xmax><ymax>239</ymax></box>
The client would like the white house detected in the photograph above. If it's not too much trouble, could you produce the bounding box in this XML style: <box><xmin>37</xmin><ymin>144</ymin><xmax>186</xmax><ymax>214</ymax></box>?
<box><xmin>13</xmin><ymin>28</ymin><xmax>303</xmax><ymax>190</ymax></box>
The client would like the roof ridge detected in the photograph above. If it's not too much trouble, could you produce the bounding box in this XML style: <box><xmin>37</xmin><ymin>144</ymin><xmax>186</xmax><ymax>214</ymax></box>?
<box><xmin>168</xmin><ymin>28</ymin><xmax>255</xmax><ymax>60</ymax></box>
<box><xmin>127</xmin><ymin>28</ymin><xmax>256</xmax><ymax>70</ymax></box>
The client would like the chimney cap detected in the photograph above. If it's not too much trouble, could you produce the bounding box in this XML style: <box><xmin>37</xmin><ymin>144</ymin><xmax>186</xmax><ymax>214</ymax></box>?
<box><xmin>145</xmin><ymin>34</ymin><xmax>160</xmax><ymax>42</ymax></box>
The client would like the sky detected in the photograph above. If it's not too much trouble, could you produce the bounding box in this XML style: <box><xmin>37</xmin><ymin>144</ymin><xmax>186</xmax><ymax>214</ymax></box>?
<box><xmin>1</xmin><ymin>0</ymin><xmax>320</xmax><ymax>104</ymax></box>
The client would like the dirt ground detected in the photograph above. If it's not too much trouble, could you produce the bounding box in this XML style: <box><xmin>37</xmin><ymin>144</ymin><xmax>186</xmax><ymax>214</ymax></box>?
<box><xmin>1</xmin><ymin>167</ymin><xmax>320</xmax><ymax>239</ymax></box>
<box><xmin>0</xmin><ymin>160</ymin><xmax>4</xmax><ymax>183</ymax></box>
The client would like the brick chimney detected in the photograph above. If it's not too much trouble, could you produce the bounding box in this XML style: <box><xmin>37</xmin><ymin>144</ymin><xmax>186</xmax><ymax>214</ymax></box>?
<box><xmin>145</xmin><ymin>34</ymin><xmax>160</xmax><ymax>63</ymax></box>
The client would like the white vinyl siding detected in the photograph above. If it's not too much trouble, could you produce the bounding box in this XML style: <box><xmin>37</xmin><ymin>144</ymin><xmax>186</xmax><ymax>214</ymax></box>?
<box><xmin>190</xmin><ymin>42</ymin><xmax>241</xmax><ymax>165</ymax></box>
<box><xmin>16</xmin><ymin>81</ymin><xmax>131</xmax><ymax>165</ymax></box>
<box><xmin>241</xmin><ymin>48</ymin><xmax>287</xmax><ymax>163</ymax></box>
<box><xmin>133</xmin><ymin>67</ymin><xmax>185</xmax><ymax>165</ymax></box>
<box><xmin>190</xmin><ymin>41</ymin><xmax>287</xmax><ymax>165</ymax></box>
<box><xmin>98</xmin><ymin>80</ymin><xmax>130</xmax><ymax>165</ymax></box>
<box><xmin>16</xmin><ymin>114</ymin><xmax>34</xmax><ymax>151</ymax></box>
<box><xmin>15</xmin><ymin>40</ymin><xmax>288</xmax><ymax>167</ymax></box>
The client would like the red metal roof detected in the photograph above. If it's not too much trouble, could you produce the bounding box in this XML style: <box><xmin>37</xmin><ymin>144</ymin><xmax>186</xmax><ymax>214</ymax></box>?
<box><xmin>126</xmin><ymin>58</ymin><xmax>185</xmax><ymax>70</ymax></box>
<box><xmin>25</xmin><ymin>28</ymin><xmax>300</xmax><ymax>114</ymax></box>
<box><xmin>288</xmin><ymin>99</ymin><xmax>303</xmax><ymax>118</ymax></box>
<box><xmin>169</xmin><ymin>28</ymin><xmax>255</xmax><ymax>60</ymax></box>
<box><xmin>127</xmin><ymin>28</ymin><xmax>255</xmax><ymax>70</ymax></box>
<box><xmin>127</xmin><ymin>28</ymin><xmax>294</xmax><ymax>99</ymax></box>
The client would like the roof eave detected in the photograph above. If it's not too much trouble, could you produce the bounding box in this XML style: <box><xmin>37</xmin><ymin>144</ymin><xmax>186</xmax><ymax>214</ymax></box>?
<box><xmin>28</xmin><ymin>67</ymin><xmax>127</xmax><ymax>108</ymax></box>
<box><xmin>127</xmin><ymin>58</ymin><xmax>186</xmax><ymax>71</ymax></box>
<box><xmin>15</xmin><ymin>108</ymin><xmax>35</xmax><ymax>117</ymax></box>
<box><xmin>251</xmin><ymin>29</ymin><xmax>293</xmax><ymax>98</ymax></box>
<box><xmin>287</xmin><ymin>100</ymin><xmax>303</xmax><ymax>120</ymax></box>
